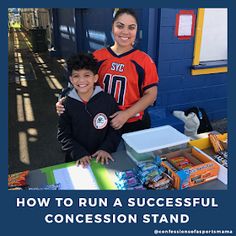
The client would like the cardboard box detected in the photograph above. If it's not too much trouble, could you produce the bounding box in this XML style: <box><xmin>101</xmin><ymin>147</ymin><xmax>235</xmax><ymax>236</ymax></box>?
<box><xmin>122</xmin><ymin>125</ymin><xmax>190</xmax><ymax>163</ymax></box>
<box><xmin>161</xmin><ymin>147</ymin><xmax>219</xmax><ymax>190</ymax></box>
<box><xmin>189</xmin><ymin>133</ymin><xmax>228</xmax><ymax>185</ymax></box>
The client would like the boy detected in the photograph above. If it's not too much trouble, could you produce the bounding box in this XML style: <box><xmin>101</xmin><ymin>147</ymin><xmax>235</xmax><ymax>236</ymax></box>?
<box><xmin>57</xmin><ymin>53</ymin><xmax>121</xmax><ymax>167</ymax></box>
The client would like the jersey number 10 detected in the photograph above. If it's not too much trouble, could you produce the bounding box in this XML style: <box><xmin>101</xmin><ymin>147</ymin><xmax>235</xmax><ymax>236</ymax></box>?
<box><xmin>103</xmin><ymin>74</ymin><xmax>127</xmax><ymax>106</ymax></box>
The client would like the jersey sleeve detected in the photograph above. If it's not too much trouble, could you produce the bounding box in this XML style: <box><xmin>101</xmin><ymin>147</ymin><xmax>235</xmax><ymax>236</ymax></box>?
<box><xmin>92</xmin><ymin>50</ymin><xmax>99</xmax><ymax>60</ymax></box>
<box><xmin>93</xmin><ymin>48</ymin><xmax>106</xmax><ymax>62</ymax></box>
<box><xmin>142</xmin><ymin>54</ymin><xmax>159</xmax><ymax>91</ymax></box>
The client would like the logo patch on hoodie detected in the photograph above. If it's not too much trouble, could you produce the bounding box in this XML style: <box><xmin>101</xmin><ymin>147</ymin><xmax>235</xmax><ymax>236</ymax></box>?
<box><xmin>93</xmin><ymin>113</ymin><xmax>108</xmax><ymax>129</ymax></box>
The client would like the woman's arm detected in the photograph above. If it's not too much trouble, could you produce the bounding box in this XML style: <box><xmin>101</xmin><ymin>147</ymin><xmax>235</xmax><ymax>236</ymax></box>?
<box><xmin>56</xmin><ymin>97</ymin><xmax>66</xmax><ymax>115</ymax></box>
<box><xmin>110</xmin><ymin>86</ymin><xmax>157</xmax><ymax>129</ymax></box>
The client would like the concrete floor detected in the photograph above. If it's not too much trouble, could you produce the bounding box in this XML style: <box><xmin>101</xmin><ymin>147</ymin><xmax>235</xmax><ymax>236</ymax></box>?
<box><xmin>8</xmin><ymin>29</ymin><xmax>68</xmax><ymax>174</ymax></box>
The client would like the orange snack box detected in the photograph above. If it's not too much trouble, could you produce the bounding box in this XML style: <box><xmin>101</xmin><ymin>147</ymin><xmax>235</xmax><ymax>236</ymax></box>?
<box><xmin>161</xmin><ymin>147</ymin><xmax>219</xmax><ymax>189</ymax></box>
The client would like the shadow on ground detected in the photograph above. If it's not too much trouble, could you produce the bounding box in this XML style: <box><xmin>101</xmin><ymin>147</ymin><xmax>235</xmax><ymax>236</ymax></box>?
<box><xmin>8</xmin><ymin>29</ymin><xmax>68</xmax><ymax>173</ymax></box>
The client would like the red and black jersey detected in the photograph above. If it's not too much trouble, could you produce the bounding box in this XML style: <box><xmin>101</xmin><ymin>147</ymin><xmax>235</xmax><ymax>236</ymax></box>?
<box><xmin>93</xmin><ymin>47</ymin><xmax>159</xmax><ymax>123</ymax></box>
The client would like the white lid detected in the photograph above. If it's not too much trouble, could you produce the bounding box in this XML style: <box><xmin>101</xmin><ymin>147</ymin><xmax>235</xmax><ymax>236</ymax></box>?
<box><xmin>122</xmin><ymin>125</ymin><xmax>190</xmax><ymax>153</ymax></box>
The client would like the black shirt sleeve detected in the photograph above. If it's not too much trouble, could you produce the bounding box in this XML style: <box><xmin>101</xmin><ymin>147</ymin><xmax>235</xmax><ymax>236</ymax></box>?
<box><xmin>57</xmin><ymin>108</ymin><xmax>90</xmax><ymax>160</ymax></box>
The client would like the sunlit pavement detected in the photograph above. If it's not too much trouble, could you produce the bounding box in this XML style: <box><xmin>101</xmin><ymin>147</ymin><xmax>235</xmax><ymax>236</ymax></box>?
<box><xmin>8</xmin><ymin>28</ymin><xmax>68</xmax><ymax>174</ymax></box>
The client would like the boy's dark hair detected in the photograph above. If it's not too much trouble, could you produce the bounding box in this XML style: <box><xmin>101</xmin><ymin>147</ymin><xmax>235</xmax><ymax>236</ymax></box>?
<box><xmin>112</xmin><ymin>8</ymin><xmax>138</xmax><ymax>25</ymax></box>
<box><xmin>66</xmin><ymin>53</ymin><xmax>98</xmax><ymax>76</ymax></box>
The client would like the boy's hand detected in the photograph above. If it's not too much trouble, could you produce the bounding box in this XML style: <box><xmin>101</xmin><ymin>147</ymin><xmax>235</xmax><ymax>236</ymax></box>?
<box><xmin>110</xmin><ymin>110</ymin><xmax>129</xmax><ymax>130</ymax></box>
<box><xmin>92</xmin><ymin>150</ymin><xmax>114</xmax><ymax>165</ymax></box>
<box><xmin>56</xmin><ymin>97</ymin><xmax>66</xmax><ymax>115</ymax></box>
<box><xmin>76</xmin><ymin>155</ymin><xmax>92</xmax><ymax>168</ymax></box>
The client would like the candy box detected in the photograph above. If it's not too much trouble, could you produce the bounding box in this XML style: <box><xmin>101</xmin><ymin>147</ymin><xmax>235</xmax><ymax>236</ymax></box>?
<box><xmin>189</xmin><ymin>133</ymin><xmax>227</xmax><ymax>185</ymax></box>
<box><xmin>160</xmin><ymin>147</ymin><xmax>219</xmax><ymax>190</ymax></box>
<box><xmin>122</xmin><ymin>125</ymin><xmax>190</xmax><ymax>163</ymax></box>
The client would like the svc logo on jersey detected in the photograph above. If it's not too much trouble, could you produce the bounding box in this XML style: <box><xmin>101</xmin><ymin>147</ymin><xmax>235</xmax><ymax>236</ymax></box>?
<box><xmin>93</xmin><ymin>113</ymin><xmax>108</xmax><ymax>129</ymax></box>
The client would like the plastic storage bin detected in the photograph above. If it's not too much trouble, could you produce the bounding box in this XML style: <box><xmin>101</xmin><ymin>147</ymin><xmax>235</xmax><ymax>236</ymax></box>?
<box><xmin>122</xmin><ymin>125</ymin><xmax>190</xmax><ymax>163</ymax></box>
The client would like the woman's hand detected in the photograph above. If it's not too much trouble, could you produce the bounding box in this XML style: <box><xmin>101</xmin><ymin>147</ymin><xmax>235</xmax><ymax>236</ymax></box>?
<box><xmin>56</xmin><ymin>97</ymin><xmax>66</xmax><ymax>115</ymax></box>
<box><xmin>109</xmin><ymin>87</ymin><xmax>157</xmax><ymax>130</ymax></box>
<box><xmin>92</xmin><ymin>150</ymin><xmax>114</xmax><ymax>165</ymax></box>
<box><xmin>76</xmin><ymin>155</ymin><xmax>92</xmax><ymax>168</ymax></box>
<box><xmin>110</xmin><ymin>110</ymin><xmax>130</xmax><ymax>130</ymax></box>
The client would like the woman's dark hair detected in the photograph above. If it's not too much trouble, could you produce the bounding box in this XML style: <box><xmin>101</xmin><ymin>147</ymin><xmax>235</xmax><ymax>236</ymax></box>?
<box><xmin>112</xmin><ymin>8</ymin><xmax>138</xmax><ymax>25</ymax></box>
<box><xmin>66</xmin><ymin>53</ymin><xmax>98</xmax><ymax>75</ymax></box>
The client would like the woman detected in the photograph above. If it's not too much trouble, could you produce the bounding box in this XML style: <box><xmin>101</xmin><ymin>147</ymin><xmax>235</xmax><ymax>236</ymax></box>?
<box><xmin>57</xmin><ymin>8</ymin><xmax>159</xmax><ymax>134</ymax></box>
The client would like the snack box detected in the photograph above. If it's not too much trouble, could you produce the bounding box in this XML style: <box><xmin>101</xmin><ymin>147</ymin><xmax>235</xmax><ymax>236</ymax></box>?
<box><xmin>160</xmin><ymin>147</ymin><xmax>219</xmax><ymax>190</ymax></box>
<box><xmin>189</xmin><ymin>133</ymin><xmax>227</xmax><ymax>185</ymax></box>
<box><xmin>122</xmin><ymin>125</ymin><xmax>190</xmax><ymax>163</ymax></box>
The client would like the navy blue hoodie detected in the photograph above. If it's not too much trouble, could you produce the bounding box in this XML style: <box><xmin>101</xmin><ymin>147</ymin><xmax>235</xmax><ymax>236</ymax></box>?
<box><xmin>57</xmin><ymin>86</ymin><xmax>121</xmax><ymax>160</ymax></box>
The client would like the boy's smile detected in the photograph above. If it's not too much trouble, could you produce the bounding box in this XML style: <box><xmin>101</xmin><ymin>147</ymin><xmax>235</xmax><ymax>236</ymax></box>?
<box><xmin>70</xmin><ymin>69</ymin><xmax>98</xmax><ymax>101</ymax></box>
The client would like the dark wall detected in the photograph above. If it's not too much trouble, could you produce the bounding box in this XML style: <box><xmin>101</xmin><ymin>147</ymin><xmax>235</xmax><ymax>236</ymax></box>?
<box><xmin>54</xmin><ymin>8</ymin><xmax>146</xmax><ymax>55</ymax></box>
<box><xmin>75</xmin><ymin>8</ymin><xmax>114</xmax><ymax>53</ymax></box>
<box><xmin>155</xmin><ymin>8</ymin><xmax>227</xmax><ymax>121</ymax></box>
<box><xmin>55</xmin><ymin>9</ymin><xmax>78</xmax><ymax>58</ymax></box>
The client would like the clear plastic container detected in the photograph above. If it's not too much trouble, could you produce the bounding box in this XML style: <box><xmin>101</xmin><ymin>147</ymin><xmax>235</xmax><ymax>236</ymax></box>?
<box><xmin>122</xmin><ymin>125</ymin><xmax>190</xmax><ymax>163</ymax></box>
